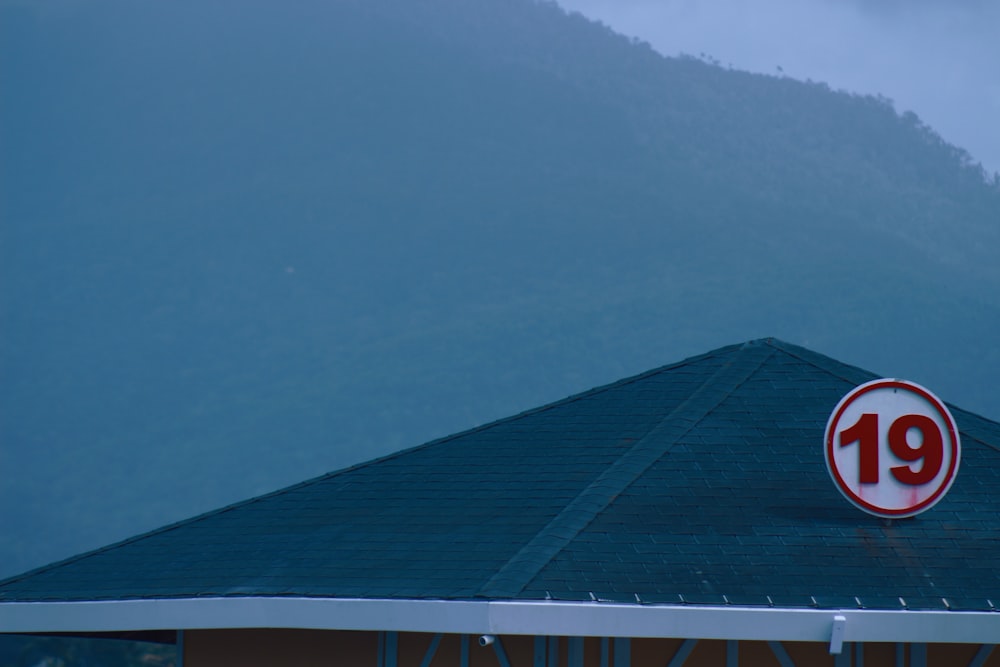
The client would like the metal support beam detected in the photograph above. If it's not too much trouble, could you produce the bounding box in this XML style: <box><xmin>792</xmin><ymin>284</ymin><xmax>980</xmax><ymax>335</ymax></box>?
<box><xmin>420</xmin><ymin>634</ymin><xmax>442</xmax><ymax>667</ymax></box>
<box><xmin>461</xmin><ymin>635</ymin><xmax>470</xmax><ymax>667</ymax></box>
<box><xmin>767</xmin><ymin>641</ymin><xmax>796</xmax><ymax>667</ymax></box>
<box><xmin>600</xmin><ymin>637</ymin><xmax>610</xmax><ymax>667</ymax></box>
<box><xmin>911</xmin><ymin>643</ymin><xmax>926</xmax><ymax>667</ymax></box>
<box><xmin>568</xmin><ymin>636</ymin><xmax>584</xmax><ymax>667</ymax></box>
<box><xmin>493</xmin><ymin>637</ymin><xmax>512</xmax><ymax>667</ymax></box>
<box><xmin>834</xmin><ymin>646</ymin><xmax>850</xmax><ymax>667</ymax></box>
<box><xmin>726</xmin><ymin>640</ymin><xmax>738</xmax><ymax>667</ymax></box>
<box><xmin>969</xmin><ymin>645</ymin><xmax>996</xmax><ymax>667</ymax></box>
<box><xmin>535</xmin><ymin>636</ymin><xmax>547</xmax><ymax>667</ymax></box>
<box><xmin>855</xmin><ymin>642</ymin><xmax>864</xmax><ymax>667</ymax></box>
<box><xmin>614</xmin><ymin>637</ymin><xmax>630</xmax><ymax>667</ymax></box>
<box><xmin>667</xmin><ymin>638</ymin><xmax>698</xmax><ymax>667</ymax></box>
<box><xmin>895</xmin><ymin>643</ymin><xmax>904</xmax><ymax>667</ymax></box>
<box><xmin>176</xmin><ymin>630</ymin><xmax>184</xmax><ymax>667</ymax></box>
<box><xmin>385</xmin><ymin>632</ymin><xmax>398</xmax><ymax>667</ymax></box>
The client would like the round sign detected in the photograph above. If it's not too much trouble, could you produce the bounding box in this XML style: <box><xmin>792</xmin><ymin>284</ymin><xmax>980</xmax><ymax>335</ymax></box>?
<box><xmin>824</xmin><ymin>379</ymin><xmax>960</xmax><ymax>518</ymax></box>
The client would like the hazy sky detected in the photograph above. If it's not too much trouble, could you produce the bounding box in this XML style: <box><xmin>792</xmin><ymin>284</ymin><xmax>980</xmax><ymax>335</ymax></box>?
<box><xmin>556</xmin><ymin>0</ymin><xmax>1000</xmax><ymax>176</ymax></box>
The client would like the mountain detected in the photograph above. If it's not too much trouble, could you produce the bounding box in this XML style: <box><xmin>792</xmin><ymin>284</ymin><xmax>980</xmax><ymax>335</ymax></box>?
<box><xmin>2</xmin><ymin>0</ymin><xmax>999</xmax><ymax>580</ymax></box>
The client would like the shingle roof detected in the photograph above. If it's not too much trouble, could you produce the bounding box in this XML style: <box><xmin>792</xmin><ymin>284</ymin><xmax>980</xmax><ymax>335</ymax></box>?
<box><xmin>2</xmin><ymin>338</ymin><xmax>999</xmax><ymax>610</ymax></box>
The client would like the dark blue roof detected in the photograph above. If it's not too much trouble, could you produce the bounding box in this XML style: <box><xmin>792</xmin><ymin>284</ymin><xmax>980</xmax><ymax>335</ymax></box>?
<box><xmin>2</xmin><ymin>339</ymin><xmax>999</xmax><ymax>610</ymax></box>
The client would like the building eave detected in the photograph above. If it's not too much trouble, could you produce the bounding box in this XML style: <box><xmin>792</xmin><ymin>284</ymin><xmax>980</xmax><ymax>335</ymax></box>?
<box><xmin>2</xmin><ymin>597</ymin><xmax>999</xmax><ymax>645</ymax></box>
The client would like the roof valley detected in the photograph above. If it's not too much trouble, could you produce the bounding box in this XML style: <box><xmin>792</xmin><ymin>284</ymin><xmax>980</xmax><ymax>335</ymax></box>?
<box><xmin>475</xmin><ymin>341</ymin><xmax>777</xmax><ymax>599</ymax></box>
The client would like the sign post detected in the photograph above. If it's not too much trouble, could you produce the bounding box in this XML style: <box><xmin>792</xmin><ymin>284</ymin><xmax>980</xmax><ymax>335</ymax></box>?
<box><xmin>825</xmin><ymin>379</ymin><xmax>961</xmax><ymax>518</ymax></box>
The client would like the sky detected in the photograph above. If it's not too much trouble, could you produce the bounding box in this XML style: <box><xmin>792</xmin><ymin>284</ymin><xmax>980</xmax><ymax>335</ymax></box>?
<box><xmin>555</xmin><ymin>0</ymin><xmax>1000</xmax><ymax>177</ymax></box>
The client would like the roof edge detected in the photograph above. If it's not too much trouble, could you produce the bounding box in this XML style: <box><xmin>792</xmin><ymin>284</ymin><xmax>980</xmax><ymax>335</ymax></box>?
<box><xmin>1</xmin><ymin>597</ymin><xmax>998</xmax><ymax>645</ymax></box>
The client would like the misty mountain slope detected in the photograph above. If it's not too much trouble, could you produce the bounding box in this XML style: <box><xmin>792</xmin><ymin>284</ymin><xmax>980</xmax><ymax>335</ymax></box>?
<box><xmin>2</xmin><ymin>0</ymin><xmax>999</xmax><ymax>579</ymax></box>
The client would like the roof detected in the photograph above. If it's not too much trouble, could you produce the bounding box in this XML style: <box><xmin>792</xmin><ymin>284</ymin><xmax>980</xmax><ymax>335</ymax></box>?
<box><xmin>2</xmin><ymin>338</ymin><xmax>1000</xmax><ymax>626</ymax></box>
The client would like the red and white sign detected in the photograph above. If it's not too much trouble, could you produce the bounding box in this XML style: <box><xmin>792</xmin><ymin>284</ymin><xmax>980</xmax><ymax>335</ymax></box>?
<box><xmin>825</xmin><ymin>379</ymin><xmax>961</xmax><ymax>518</ymax></box>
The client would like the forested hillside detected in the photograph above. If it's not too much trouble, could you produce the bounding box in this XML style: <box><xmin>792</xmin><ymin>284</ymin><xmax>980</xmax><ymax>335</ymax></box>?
<box><xmin>2</xmin><ymin>0</ymin><xmax>999</xmax><ymax>595</ymax></box>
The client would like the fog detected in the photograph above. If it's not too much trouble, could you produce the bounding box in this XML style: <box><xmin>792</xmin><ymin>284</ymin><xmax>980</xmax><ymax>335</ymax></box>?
<box><xmin>556</xmin><ymin>0</ymin><xmax>1000</xmax><ymax>176</ymax></box>
<box><xmin>2</xmin><ymin>0</ymin><xmax>999</xmax><ymax>586</ymax></box>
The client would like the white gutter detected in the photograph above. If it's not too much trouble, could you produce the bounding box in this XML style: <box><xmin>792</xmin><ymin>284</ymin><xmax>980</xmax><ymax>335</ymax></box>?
<box><xmin>1</xmin><ymin>597</ymin><xmax>998</xmax><ymax>645</ymax></box>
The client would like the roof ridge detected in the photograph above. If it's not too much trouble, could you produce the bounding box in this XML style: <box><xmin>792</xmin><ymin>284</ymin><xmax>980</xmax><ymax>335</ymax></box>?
<box><xmin>763</xmin><ymin>339</ymin><xmax>1000</xmax><ymax>452</ymax></box>
<box><xmin>475</xmin><ymin>340</ymin><xmax>776</xmax><ymax>599</ymax></box>
<box><xmin>763</xmin><ymin>338</ymin><xmax>877</xmax><ymax>386</ymax></box>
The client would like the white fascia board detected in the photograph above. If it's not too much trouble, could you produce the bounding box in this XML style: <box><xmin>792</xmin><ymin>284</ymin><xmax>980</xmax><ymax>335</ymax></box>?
<box><xmin>489</xmin><ymin>601</ymin><xmax>1000</xmax><ymax>644</ymax></box>
<box><xmin>0</xmin><ymin>598</ymin><xmax>489</xmax><ymax>636</ymax></box>
<box><xmin>1</xmin><ymin>598</ymin><xmax>998</xmax><ymax>645</ymax></box>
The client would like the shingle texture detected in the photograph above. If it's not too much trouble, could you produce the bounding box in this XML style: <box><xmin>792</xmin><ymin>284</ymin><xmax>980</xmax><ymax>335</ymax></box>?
<box><xmin>2</xmin><ymin>338</ymin><xmax>999</xmax><ymax>609</ymax></box>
